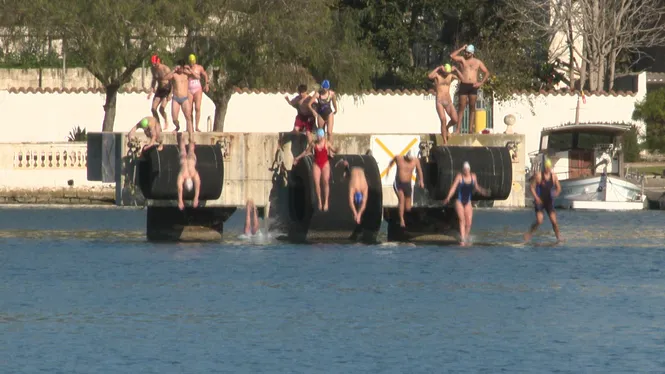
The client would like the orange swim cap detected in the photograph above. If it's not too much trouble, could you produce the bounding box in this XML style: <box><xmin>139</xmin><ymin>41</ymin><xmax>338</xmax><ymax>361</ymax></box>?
<box><xmin>151</xmin><ymin>54</ymin><xmax>159</xmax><ymax>64</ymax></box>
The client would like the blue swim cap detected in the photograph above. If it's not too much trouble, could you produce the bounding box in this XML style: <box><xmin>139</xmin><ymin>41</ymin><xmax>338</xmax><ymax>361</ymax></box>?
<box><xmin>321</xmin><ymin>80</ymin><xmax>330</xmax><ymax>89</ymax></box>
<box><xmin>354</xmin><ymin>191</ymin><xmax>363</xmax><ymax>205</ymax></box>
<box><xmin>316</xmin><ymin>128</ymin><xmax>325</xmax><ymax>139</ymax></box>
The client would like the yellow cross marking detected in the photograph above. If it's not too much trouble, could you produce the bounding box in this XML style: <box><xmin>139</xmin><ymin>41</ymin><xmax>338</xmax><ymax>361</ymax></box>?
<box><xmin>375</xmin><ymin>137</ymin><xmax>419</xmax><ymax>180</ymax></box>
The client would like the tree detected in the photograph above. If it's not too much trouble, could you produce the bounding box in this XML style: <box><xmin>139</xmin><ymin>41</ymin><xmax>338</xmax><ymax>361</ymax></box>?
<box><xmin>504</xmin><ymin>0</ymin><xmax>665</xmax><ymax>92</ymax></box>
<box><xmin>183</xmin><ymin>0</ymin><xmax>377</xmax><ymax>131</ymax></box>
<box><xmin>632</xmin><ymin>88</ymin><xmax>665</xmax><ymax>154</ymax></box>
<box><xmin>2</xmin><ymin>0</ymin><xmax>182</xmax><ymax>131</ymax></box>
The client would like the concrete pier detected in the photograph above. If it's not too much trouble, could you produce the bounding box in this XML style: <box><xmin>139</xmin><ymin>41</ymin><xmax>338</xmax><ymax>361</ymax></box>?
<box><xmin>87</xmin><ymin>131</ymin><xmax>526</xmax><ymax>242</ymax></box>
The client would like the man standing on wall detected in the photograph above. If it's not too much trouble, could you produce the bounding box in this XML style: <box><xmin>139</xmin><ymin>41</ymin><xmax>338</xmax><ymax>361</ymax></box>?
<box><xmin>163</xmin><ymin>60</ymin><xmax>194</xmax><ymax>135</ymax></box>
<box><xmin>147</xmin><ymin>55</ymin><xmax>172</xmax><ymax>130</ymax></box>
<box><xmin>388</xmin><ymin>151</ymin><xmax>424</xmax><ymax>228</ymax></box>
<box><xmin>450</xmin><ymin>44</ymin><xmax>490</xmax><ymax>134</ymax></box>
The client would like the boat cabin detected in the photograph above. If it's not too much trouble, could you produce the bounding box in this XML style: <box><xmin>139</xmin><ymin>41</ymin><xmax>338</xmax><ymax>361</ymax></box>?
<box><xmin>534</xmin><ymin>123</ymin><xmax>631</xmax><ymax>180</ymax></box>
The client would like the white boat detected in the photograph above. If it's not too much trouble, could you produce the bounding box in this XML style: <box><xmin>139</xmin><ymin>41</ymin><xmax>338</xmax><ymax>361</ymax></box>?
<box><xmin>529</xmin><ymin>123</ymin><xmax>646</xmax><ymax>211</ymax></box>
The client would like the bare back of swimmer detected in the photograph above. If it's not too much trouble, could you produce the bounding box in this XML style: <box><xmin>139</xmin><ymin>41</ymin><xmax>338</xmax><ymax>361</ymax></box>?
<box><xmin>336</xmin><ymin>160</ymin><xmax>369</xmax><ymax>224</ymax></box>
<box><xmin>176</xmin><ymin>133</ymin><xmax>201</xmax><ymax>210</ymax></box>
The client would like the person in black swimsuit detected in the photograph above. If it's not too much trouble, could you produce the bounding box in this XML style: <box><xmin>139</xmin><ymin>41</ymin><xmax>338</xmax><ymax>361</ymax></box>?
<box><xmin>147</xmin><ymin>55</ymin><xmax>173</xmax><ymax>130</ymax></box>
<box><xmin>443</xmin><ymin>162</ymin><xmax>489</xmax><ymax>244</ymax></box>
<box><xmin>524</xmin><ymin>158</ymin><xmax>562</xmax><ymax>243</ymax></box>
<box><xmin>307</xmin><ymin>80</ymin><xmax>338</xmax><ymax>140</ymax></box>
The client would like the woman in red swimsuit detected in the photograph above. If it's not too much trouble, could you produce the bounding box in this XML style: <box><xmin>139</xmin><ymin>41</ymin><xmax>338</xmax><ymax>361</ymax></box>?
<box><xmin>293</xmin><ymin>128</ymin><xmax>335</xmax><ymax>211</ymax></box>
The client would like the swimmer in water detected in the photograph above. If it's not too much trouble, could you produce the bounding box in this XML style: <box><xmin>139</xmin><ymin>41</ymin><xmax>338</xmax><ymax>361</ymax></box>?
<box><xmin>176</xmin><ymin>132</ymin><xmax>201</xmax><ymax>210</ymax></box>
<box><xmin>163</xmin><ymin>60</ymin><xmax>194</xmax><ymax>135</ymax></box>
<box><xmin>286</xmin><ymin>84</ymin><xmax>315</xmax><ymax>138</ymax></box>
<box><xmin>442</xmin><ymin>161</ymin><xmax>490</xmax><ymax>244</ymax></box>
<box><xmin>524</xmin><ymin>158</ymin><xmax>562</xmax><ymax>243</ymax></box>
<box><xmin>388</xmin><ymin>151</ymin><xmax>424</xmax><ymax>227</ymax></box>
<box><xmin>183</xmin><ymin>53</ymin><xmax>210</xmax><ymax>132</ymax></box>
<box><xmin>307</xmin><ymin>80</ymin><xmax>338</xmax><ymax>140</ymax></box>
<box><xmin>293</xmin><ymin>128</ymin><xmax>337</xmax><ymax>211</ymax></box>
<box><xmin>127</xmin><ymin>116</ymin><xmax>163</xmax><ymax>152</ymax></box>
<box><xmin>244</xmin><ymin>199</ymin><xmax>260</xmax><ymax>236</ymax></box>
<box><xmin>450</xmin><ymin>44</ymin><xmax>490</xmax><ymax>133</ymax></box>
<box><xmin>147</xmin><ymin>54</ymin><xmax>172</xmax><ymax>130</ymax></box>
<box><xmin>428</xmin><ymin>63</ymin><xmax>460</xmax><ymax>144</ymax></box>
<box><xmin>335</xmin><ymin>159</ymin><xmax>369</xmax><ymax>224</ymax></box>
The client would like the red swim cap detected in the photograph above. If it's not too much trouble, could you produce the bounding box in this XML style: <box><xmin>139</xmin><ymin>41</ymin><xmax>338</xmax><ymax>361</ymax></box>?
<box><xmin>151</xmin><ymin>54</ymin><xmax>159</xmax><ymax>64</ymax></box>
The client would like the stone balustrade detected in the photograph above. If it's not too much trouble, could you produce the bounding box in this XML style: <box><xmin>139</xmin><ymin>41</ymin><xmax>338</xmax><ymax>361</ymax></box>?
<box><xmin>10</xmin><ymin>143</ymin><xmax>87</xmax><ymax>169</ymax></box>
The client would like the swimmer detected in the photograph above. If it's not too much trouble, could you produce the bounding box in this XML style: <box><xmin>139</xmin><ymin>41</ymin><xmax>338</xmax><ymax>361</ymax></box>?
<box><xmin>428</xmin><ymin>63</ymin><xmax>460</xmax><ymax>144</ymax></box>
<box><xmin>163</xmin><ymin>60</ymin><xmax>194</xmax><ymax>135</ymax></box>
<box><xmin>335</xmin><ymin>159</ymin><xmax>369</xmax><ymax>224</ymax></box>
<box><xmin>293</xmin><ymin>128</ymin><xmax>337</xmax><ymax>211</ymax></box>
<box><xmin>524</xmin><ymin>158</ymin><xmax>562</xmax><ymax>243</ymax></box>
<box><xmin>442</xmin><ymin>162</ymin><xmax>490</xmax><ymax>244</ymax></box>
<box><xmin>147</xmin><ymin>54</ymin><xmax>172</xmax><ymax>130</ymax></box>
<box><xmin>450</xmin><ymin>44</ymin><xmax>490</xmax><ymax>133</ymax></box>
<box><xmin>127</xmin><ymin>116</ymin><xmax>163</xmax><ymax>152</ymax></box>
<box><xmin>176</xmin><ymin>132</ymin><xmax>201</xmax><ymax>210</ymax></box>
<box><xmin>307</xmin><ymin>80</ymin><xmax>338</xmax><ymax>140</ymax></box>
<box><xmin>388</xmin><ymin>151</ymin><xmax>424</xmax><ymax>227</ymax></box>
<box><xmin>286</xmin><ymin>84</ymin><xmax>315</xmax><ymax>137</ymax></box>
<box><xmin>244</xmin><ymin>199</ymin><xmax>260</xmax><ymax>236</ymax></box>
<box><xmin>183</xmin><ymin>53</ymin><xmax>210</xmax><ymax>132</ymax></box>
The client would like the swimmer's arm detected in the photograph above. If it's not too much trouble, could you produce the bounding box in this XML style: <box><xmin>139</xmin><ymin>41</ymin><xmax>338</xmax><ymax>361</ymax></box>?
<box><xmin>163</xmin><ymin>70</ymin><xmax>175</xmax><ymax>81</ymax></box>
<box><xmin>415</xmin><ymin>159</ymin><xmax>424</xmax><ymax>188</ymax></box>
<box><xmin>530</xmin><ymin>174</ymin><xmax>541</xmax><ymax>201</ymax></box>
<box><xmin>388</xmin><ymin>157</ymin><xmax>397</xmax><ymax>168</ymax></box>
<box><xmin>146</xmin><ymin>125</ymin><xmax>158</xmax><ymax>147</ymax></box>
<box><xmin>444</xmin><ymin>174</ymin><xmax>461</xmax><ymax>202</ymax></box>
<box><xmin>307</xmin><ymin>93</ymin><xmax>319</xmax><ymax>116</ymax></box>
<box><xmin>450</xmin><ymin>45</ymin><xmax>466</xmax><ymax>62</ymax></box>
<box><xmin>358</xmin><ymin>185</ymin><xmax>369</xmax><ymax>217</ymax></box>
<box><xmin>472</xmin><ymin>174</ymin><xmax>489</xmax><ymax>196</ymax></box>
<box><xmin>193</xmin><ymin>175</ymin><xmax>201</xmax><ymax>204</ymax></box>
<box><xmin>427</xmin><ymin>67</ymin><xmax>441</xmax><ymax>80</ymax></box>
<box><xmin>332</xmin><ymin>92</ymin><xmax>338</xmax><ymax>114</ymax></box>
<box><xmin>349</xmin><ymin>189</ymin><xmax>358</xmax><ymax>218</ymax></box>
<box><xmin>553</xmin><ymin>174</ymin><xmax>562</xmax><ymax>197</ymax></box>
<box><xmin>127</xmin><ymin>124</ymin><xmax>138</xmax><ymax>139</ymax></box>
<box><xmin>294</xmin><ymin>143</ymin><xmax>312</xmax><ymax>162</ymax></box>
<box><xmin>200</xmin><ymin>67</ymin><xmax>210</xmax><ymax>87</ymax></box>
<box><xmin>478</xmin><ymin>61</ymin><xmax>490</xmax><ymax>86</ymax></box>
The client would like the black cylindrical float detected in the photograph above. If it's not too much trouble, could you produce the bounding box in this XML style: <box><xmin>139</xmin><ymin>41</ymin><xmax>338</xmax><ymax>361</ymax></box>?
<box><xmin>426</xmin><ymin>146</ymin><xmax>512</xmax><ymax>201</ymax></box>
<box><xmin>138</xmin><ymin>144</ymin><xmax>224</xmax><ymax>200</ymax></box>
<box><xmin>288</xmin><ymin>154</ymin><xmax>383</xmax><ymax>242</ymax></box>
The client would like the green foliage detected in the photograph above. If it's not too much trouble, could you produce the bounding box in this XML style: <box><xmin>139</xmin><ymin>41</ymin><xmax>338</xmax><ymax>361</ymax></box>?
<box><xmin>67</xmin><ymin>126</ymin><xmax>87</xmax><ymax>142</ymax></box>
<box><xmin>621</xmin><ymin>124</ymin><xmax>641</xmax><ymax>163</ymax></box>
<box><xmin>632</xmin><ymin>88</ymin><xmax>665</xmax><ymax>154</ymax></box>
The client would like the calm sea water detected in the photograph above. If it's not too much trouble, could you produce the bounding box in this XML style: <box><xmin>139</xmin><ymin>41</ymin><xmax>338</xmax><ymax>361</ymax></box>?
<box><xmin>1</xmin><ymin>207</ymin><xmax>665</xmax><ymax>373</ymax></box>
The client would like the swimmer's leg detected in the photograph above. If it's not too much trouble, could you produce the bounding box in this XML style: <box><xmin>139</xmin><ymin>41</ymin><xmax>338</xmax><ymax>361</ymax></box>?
<box><xmin>171</xmin><ymin>100</ymin><xmax>182</xmax><ymax>132</ymax></box>
<box><xmin>455</xmin><ymin>200</ymin><xmax>466</xmax><ymax>242</ymax></box>
<box><xmin>524</xmin><ymin>211</ymin><xmax>544</xmax><ymax>242</ymax></box>
<box><xmin>468</xmin><ymin>94</ymin><xmax>478</xmax><ymax>133</ymax></box>
<box><xmin>456</xmin><ymin>95</ymin><xmax>468</xmax><ymax>134</ymax></box>
<box><xmin>464</xmin><ymin>202</ymin><xmax>473</xmax><ymax>240</ymax></box>
<box><xmin>151</xmin><ymin>96</ymin><xmax>162</xmax><ymax>127</ymax></box>
<box><xmin>312</xmin><ymin>163</ymin><xmax>323</xmax><ymax>211</ymax></box>
<box><xmin>548</xmin><ymin>209</ymin><xmax>561</xmax><ymax>242</ymax></box>
<box><xmin>322</xmin><ymin>161</ymin><xmax>331</xmax><ymax>211</ymax></box>
<box><xmin>446</xmin><ymin>103</ymin><xmax>458</xmax><ymax>135</ymax></box>
<box><xmin>244</xmin><ymin>201</ymin><xmax>252</xmax><ymax>235</ymax></box>
<box><xmin>159</xmin><ymin>97</ymin><xmax>170</xmax><ymax>130</ymax></box>
<box><xmin>436</xmin><ymin>102</ymin><xmax>448</xmax><ymax>144</ymax></box>
<box><xmin>194</xmin><ymin>90</ymin><xmax>203</xmax><ymax>131</ymax></box>
<box><xmin>397</xmin><ymin>189</ymin><xmax>406</xmax><ymax>227</ymax></box>
<box><xmin>326</xmin><ymin>113</ymin><xmax>334</xmax><ymax>141</ymax></box>
<box><xmin>183</xmin><ymin>98</ymin><xmax>194</xmax><ymax>137</ymax></box>
<box><xmin>252</xmin><ymin>203</ymin><xmax>260</xmax><ymax>235</ymax></box>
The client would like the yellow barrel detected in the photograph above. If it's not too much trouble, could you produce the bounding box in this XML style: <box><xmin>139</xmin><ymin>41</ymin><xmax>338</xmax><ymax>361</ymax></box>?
<box><xmin>475</xmin><ymin>109</ymin><xmax>487</xmax><ymax>133</ymax></box>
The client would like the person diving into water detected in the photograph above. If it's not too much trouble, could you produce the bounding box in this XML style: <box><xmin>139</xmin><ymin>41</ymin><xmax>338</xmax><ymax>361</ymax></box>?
<box><xmin>335</xmin><ymin>159</ymin><xmax>369</xmax><ymax>225</ymax></box>
<box><xmin>293</xmin><ymin>128</ymin><xmax>337</xmax><ymax>212</ymax></box>
<box><xmin>442</xmin><ymin>161</ymin><xmax>490</xmax><ymax>244</ymax></box>
<box><xmin>524</xmin><ymin>158</ymin><xmax>562</xmax><ymax>243</ymax></box>
<box><xmin>244</xmin><ymin>199</ymin><xmax>260</xmax><ymax>236</ymax></box>
<box><xmin>388</xmin><ymin>151</ymin><xmax>424</xmax><ymax>228</ymax></box>
<box><xmin>176</xmin><ymin>132</ymin><xmax>201</xmax><ymax>210</ymax></box>
<box><xmin>127</xmin><ymin>116</ymin><xmax>163</xmax><ymax>153</ymax></box>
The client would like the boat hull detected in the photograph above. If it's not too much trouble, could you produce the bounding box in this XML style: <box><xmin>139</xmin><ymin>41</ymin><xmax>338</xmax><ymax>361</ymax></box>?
<box><xmin>555</xmin><ymin>175</ymin><xmax>645</xmax><ymax>210</ymax></box>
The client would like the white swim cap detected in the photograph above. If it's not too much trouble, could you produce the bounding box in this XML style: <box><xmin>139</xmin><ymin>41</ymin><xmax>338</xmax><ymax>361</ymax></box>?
<box><xmin>465</xmin><ymin>44</ymin><xmax>475</xmax><ymax>54</ymax></box>
<box><xmin>405</xmin><ymin>150</ymin><xmax>413</xmax><ymax>159</ymax></box>
<box><xmin>463</xmin><ymin>161</ymin><xmax>470</xmax><ymax>170</ymax></box>
<box><xmin>185</xmin><ymin>178</ymin><xmax>193</xmax><ymax>191</ymax></box>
